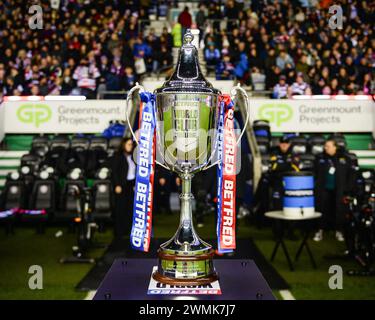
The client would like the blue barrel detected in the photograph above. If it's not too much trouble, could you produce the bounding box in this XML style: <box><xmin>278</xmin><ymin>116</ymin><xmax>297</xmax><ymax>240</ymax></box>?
<box><xmin>282</xmin><ymin>171</ymin><xmax>315</xmax><ymax>217</ymax></box>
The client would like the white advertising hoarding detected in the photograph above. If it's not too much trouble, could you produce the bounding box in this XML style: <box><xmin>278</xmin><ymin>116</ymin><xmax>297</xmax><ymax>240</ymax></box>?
<box><xmin>0</xmin><ymin>103</ymin><xmax>5</xmax><ymax>142</ymax></box>
<box><xmin>249</xmin><ymin>98</ymin><xmax>374</xmax><ymax>132</ymax></box>
<box><xmin>3</xmin><ymin>100</ymin><xmax>127</xmax><ymax>134</ymax></box>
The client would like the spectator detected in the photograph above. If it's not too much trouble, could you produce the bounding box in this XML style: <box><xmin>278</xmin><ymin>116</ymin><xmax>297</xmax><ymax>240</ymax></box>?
<box><xmin>123</xmin><ymin>67</ymin><xmax>137</xmax><ymax>91</ymax></box>
<box><xmin>178</xmin><ymin>6</ymin><xmax>192</xmax><ymax>38</ymax></box>
<box><xmin>73</xmin><ymin>58</ymin><xmax>100</xmax><ymax>98</ymax></box>
<box><xmin>273</xmin><ymin>75</ymin><xmax>288</xmax><ymax>99</ymax></box>
<box><xmin>204</xmin><ymin>43</ymin><xmax>221</xmax><ymax>68</ymax></box>
<box><xmin>0</xmin><ymin>0</ymin><xmax>372</xmax><ymax>99</ymax></box>
<box><xmin>289</xmin><ymin>73</ymin><xmax>311</xmax><ymax>96</ymax></box>
<box><xmin>171</xmin><ymin>21</ymin><xmax>182</xmax><ymax>47</ymax></box>
<box><xmin>251</xmin><ymin>67</ymin><xmax>266</xmax><ymax>91</ymax></box>
<box><xmin>195</xmin><ymin>4</ymin><xmax>206</xmax><ymax>42</ymax></box>
<box><xmin>153</xmin><ymin>45</ymin><xmax>173</xmax><ymax>73</ymax></box>
<box><xmin>295</xmin><ymin>55</ymin><xmax>309</xmax><ymax>78</ymax></box>
<box><xmin>276</xmin><ymin>50</ymin><xmax>295</xmax><ymax>71</ymax></box>
<box><xmin>216</xmin><ymin>55</ymin><xmax>235</xmax><ymax>80</ymax></box>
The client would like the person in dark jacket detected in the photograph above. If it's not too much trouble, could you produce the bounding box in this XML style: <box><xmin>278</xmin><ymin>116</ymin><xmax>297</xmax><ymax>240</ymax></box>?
<box><xmin>111</xmin><ymin>137</ymin><xmax>136</xmax><ymax>241</ymax></box>
<box><xmin>269</xmin><ymin>136</ymin><xmax>300</xmax><ymax>210</ymax></box>
<box><xmin>153</xmin><ymin>166</ymin><xmax>172</xmax><ymax>215</ymax></box>
<box><xmin>313</xmin><ymin>139</ymin><xmax>356</xmax><ymax>242</ymax></box>
<box><xmin>178</xmin><ymin>6</ymin><xmax>192</xmax><ymax>39</ymax></box>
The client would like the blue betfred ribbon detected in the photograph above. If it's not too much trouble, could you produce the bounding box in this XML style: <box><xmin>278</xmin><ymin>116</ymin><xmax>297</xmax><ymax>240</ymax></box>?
<box><xmin>216</xmin><ymin>97</ymin><xmax>234</xmax><ymax>254</ymax></box>
<box><xmin>0</xmin><ymin>209</ymin><xmax>16</xmax><ymax>219</ymax></box>
<box><xmin>130</xmin><ymin>92</ymin><xmax>156</xmax><ymax>252</ymax></box>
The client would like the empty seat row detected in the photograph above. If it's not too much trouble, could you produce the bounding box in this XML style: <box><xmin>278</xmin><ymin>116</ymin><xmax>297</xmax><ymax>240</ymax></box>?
<box><xmin>0</xmin><ymin>166</ymin><xmax>113</xmax><ymax>232</ymax></box>
<box><xmin>31</xmin><ymin>135</ymin><xmax>123</xmax><ymax>157</ymax></box>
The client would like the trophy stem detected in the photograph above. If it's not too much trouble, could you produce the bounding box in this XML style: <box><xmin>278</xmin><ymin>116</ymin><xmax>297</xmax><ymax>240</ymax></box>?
<box><xmin>152</xmin><ymin>169</ymin><xmax>218</xmax><ymax>285</ymax></box>
<box><xmin>179</xmin><ymin>171</ymin><xmax>194</xmax><ymax>229</ymax></box>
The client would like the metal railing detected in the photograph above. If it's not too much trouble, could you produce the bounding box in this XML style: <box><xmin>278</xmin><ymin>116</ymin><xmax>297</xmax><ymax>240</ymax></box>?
<box><xmin>96</xmin><ymin>90</ymin><xmax>128</xmax><ymax>100</ymax></box>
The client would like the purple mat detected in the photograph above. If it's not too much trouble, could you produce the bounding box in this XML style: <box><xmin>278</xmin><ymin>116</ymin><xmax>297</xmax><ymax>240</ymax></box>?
<box><xmin>93</xmin><ymin>259</ymin><xmax>275</xmax><ymax>300</ymax></box>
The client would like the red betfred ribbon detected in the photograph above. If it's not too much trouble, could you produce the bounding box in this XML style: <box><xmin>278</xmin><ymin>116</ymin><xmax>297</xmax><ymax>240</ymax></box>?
<box><xmin>219</xmin><ymin>95</ymin><xmax>237</xmax><ymax>251</ymax></box>
<box><xmin>144</xmin><ymin>133</ymin><xmax>155</xmax><ymax>252</ymax></box>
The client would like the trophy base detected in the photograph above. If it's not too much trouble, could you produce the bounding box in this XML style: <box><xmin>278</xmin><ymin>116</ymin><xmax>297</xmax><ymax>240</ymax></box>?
<box><xmin>152</xmin><ymin>248</ymin><xmax>219</xmax><ymax>286</ymax></box>
<box><xmin>152</xmin><ymin>271</ymin><xmax>219</xmax><ymax>286</ymax></box>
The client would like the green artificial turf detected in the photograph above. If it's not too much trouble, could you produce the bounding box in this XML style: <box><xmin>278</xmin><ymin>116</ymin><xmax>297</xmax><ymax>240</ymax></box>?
<box><xmin>0</xmin><ymin>213</ymin><xmax>374</xmax><ymax>300</ymax></box>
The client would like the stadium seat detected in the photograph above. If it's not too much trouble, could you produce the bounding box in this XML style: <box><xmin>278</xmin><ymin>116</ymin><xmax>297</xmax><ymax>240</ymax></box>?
<box><xmin>270</xmin><ymin>136</ymin><xmax>281</xmax><ymax>148</ymax></box>
<box><xmin>290</xmin><ymin>136</ymin><xmax>308</xmax><ymax>155</ymax></box>
<box><xmin>50</xmin><ymin>135</ymin><xmax>71</xmax><ymax>150</ymax></box>
<box><xmin>67</xmin><ymin>137</ymin><xmax>90</xmax><ymax>172</ymax></box>
<box><xmin>330</xmin><ymin>133</ymin><xmax>347</xmax><ymax>149</ymax></box>
<box><xmin>261</xmin><ymin>154</ymin><xmax>271</xmax><ymax>173</ymax></box>
<box><xmin>0</xmin><ymin>172</ymin><xmax>27</xmax><ymax>211</ymax></box>
<box><xmin>91</xmin><ymin>167</ymin><xmax>112</xmax><ymax>222</ymax></box>
<box><xmin>90</xmin><ymin>137</ymin><xmax>108</xmax><ymax>151</ymax></box>
<box><xmin>71</xmin><ymin>136</ymin><xmax>90</xmax><ymax>151</ymax></box>
<box><xmin>88</xmin><ymin>137</ymin><xmax>110</xmax><ymax>177</ymax></box>
<box><xmin>308</xmin><ymin>135</ymin><xmax>325</xmax><ymax>155</ymax></box>
<box><xmin>31</xmin><ymin>136</ymin><xmax>50</xmax><ymax>158</ymax></box>
<box><xmin>29</xmin><ymin>170</ymin><xmax>56</xmax><ymax>215</ymax></box>
<box><xmin>108</xmin><ymin>136</ymin><xmax>123</xmax><ymax>157</ymax></box>
<box><xmin>19</xmin><ymin>169</ymin><xmax>55</xmax><ymax>233</ymax></box>
<box><xmin>253</xmin><ymin>120</ymin><xmax>271</xmax><ymax>140</ymax></box>
<box><xmin>20</xmin><ymin>153</ymin><xmax>41</xmax><ymax>174</ymax></box>
<box><xmin>55</xmin><ymin>168</ymin><xmax>86</xmax><ymax>221</ymax></box>
<box><xmin>256</xmin><ymin>136</ymin><xmax>270</xmax><ymax>155</ymax></box>
<box><xmin>299</xmin><ymin>153</ymin><xmax>315</xmax><ymax>171</ymax></box>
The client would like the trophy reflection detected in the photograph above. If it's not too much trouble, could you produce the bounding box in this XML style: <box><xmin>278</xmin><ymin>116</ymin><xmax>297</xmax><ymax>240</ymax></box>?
<box><xmin>126</xmin><ymin>30</ymin><xmax>249</xmax><ymax>285</ymax></box>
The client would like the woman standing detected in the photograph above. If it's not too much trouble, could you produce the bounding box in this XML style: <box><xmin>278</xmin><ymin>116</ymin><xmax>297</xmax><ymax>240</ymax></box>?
<box><xmin>111</xmin><ymin>138</ymin><xmax>136</xmax><ymax>241</ymax></box>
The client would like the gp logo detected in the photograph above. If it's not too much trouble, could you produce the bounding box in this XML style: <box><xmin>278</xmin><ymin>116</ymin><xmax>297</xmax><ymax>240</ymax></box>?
<box><xmin>258</xmin><ymin>103</ymin><xmax>293</xmax><ymax>127</ymax></box>
<box><xmin>17</xmin><ymin>104</ymin><xmax>52</xmax><ymax>128</ymax></box>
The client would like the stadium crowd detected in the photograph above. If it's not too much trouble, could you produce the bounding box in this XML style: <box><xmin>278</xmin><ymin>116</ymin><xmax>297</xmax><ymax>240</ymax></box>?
<box><xmin>198</xmin><ymin>0</ymin><xmax>374</xmax><ymax>96</ymax></box>
<box><xmin>0</xmin><ymin>0</ymin><xmax>373</xmax><ymax>99</ymax></box>
<box><xmin>0</xmin><ymin>0</ymin><xmax>174</xmax><ymax>99</ymax></box>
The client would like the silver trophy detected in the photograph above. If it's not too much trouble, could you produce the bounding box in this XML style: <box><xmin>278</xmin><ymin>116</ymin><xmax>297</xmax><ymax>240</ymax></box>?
<box><xmin>126</xmin><ymin>30</ymin><xmax>250</xmax><ymax>285</ymax></box>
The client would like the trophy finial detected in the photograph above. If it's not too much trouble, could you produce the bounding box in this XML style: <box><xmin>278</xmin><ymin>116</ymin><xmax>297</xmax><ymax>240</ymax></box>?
<box><xmin>156</xmin><ymin>28</ymin><xmax>219</xmax><ymax>94</ymax></box>
<box><xmin>183</xmin><ymin>29</ymin><xmax>193</xmax><ymax>45</ymax></box>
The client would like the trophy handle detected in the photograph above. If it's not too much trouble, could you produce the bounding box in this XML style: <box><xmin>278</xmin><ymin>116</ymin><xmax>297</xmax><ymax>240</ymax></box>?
<box><xmin>125</xmin><ymin>83</ymin><xmax>170</xmax><ymax>171</ymax></box>
<box><xmin>230</xmin><ymin>84</ymin><xmax>250</xmax><ymax>146</ymax></box>
<box><xmin>202</xmin><ymin>85</ymin><xmax>250</xmax><ymax>171</ymax></box>
<box><xmin>125</xmin><ymin>82</ymin><xmax>145</xmax><ymax>143</ymax></box>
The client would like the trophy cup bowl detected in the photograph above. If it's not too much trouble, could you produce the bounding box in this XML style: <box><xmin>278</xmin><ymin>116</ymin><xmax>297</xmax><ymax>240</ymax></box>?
<box><xmin>126</xmin><ymin>30</ymin><xmax>250</xmax><ymax>286</ymax></box>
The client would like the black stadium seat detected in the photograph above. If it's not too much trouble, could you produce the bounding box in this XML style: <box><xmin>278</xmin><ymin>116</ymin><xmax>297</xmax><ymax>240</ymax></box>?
<box><xmin>56</xmin><ymin>169</ymin><xmax>86</xmax><ymax>221</ymax></box>
<box><xmin>71</xmin><ymin>136</ymin><xmax>90</xmax><ymax>151</ymax></box>
<box><xmin>256</xmin><ymin>136</ymin><xmax>270</xmax><ymax>155</ymax></box>
<box><xmin>290</xmin><ymin>136</ymin><xmax>308</xmax><ymax>155</ymax></box>
<box><xmin>29</xmin><ymin>170</ymin><xmax>56</xmax><ymax>215</ymax></box>
<box><xmin>89</xmin><ymin>137</ymin><xmax>110</xmax><ymax>176</ymax></box>
<box><xmin>270</xmin><ymin>136</ymin><xmax>281</xmax><ymax>148</ymax></box>
<box><xmin>91</xmin><ymin>168</ymin><xmax>112</xmax><ymax>222</ymax></box>
<box><xmin>50</xmin><ymin>135</ymin><xmax>70</xmax><ymax>150</ymax></box>
<box><xmin>261</xmin><ymin>154</ymin><xmax>271</xmax><ymax>173</ymax></box>
<box><xmin>329</xmin><ymin>133</ymin><xmax>347</xmax><ymax>149</ymax></box>
<box><xmin>347</xmin><ymin>152</ymin><xmax>359</xmax><ymax>167</ymax></box>
<box><xmin>299</xmin><ymin>153</ymin><xmax>315</xmax><ymax>171</ymax></box>
<box><xmin>90</xmin><ymin>137</ymin><xmax>108</xmax><ymax>151</ymax></box>
<box><xmin>0</xmin><ymin>172</ymin><xmax>27</xmax><ymax>210</ymax></box>
<box><xmin>31</xmin><ymin>136</ymin><xmax>50</xmax><ymax>158</ymax></box>
<box><xmin>67</xmin><ymin>137</ymin><xmax>90</xmax><ymax>172</ymax></box>
<box><xmin>108</xmin><ymin>136</ymin><xmax>123</xmax><ymax>157</ymax></box>
<box><xmin>308</xmin><ymin>135</ymin><xmax>325</xmax><ymax>155</ymax></box>
<box><xmin>20</xmin><ymin>153</ymin><xmax>41</xmax><ymax>173</ymax></box>
<box><xmin>19</xmin><ymin>169</ymin><xmax>56</xmax><ymax>233</ymax></box>
<box><xmin>253</xmin><ymin>120</ymin><xmax>271</xmax><ymax>140</ymax></box>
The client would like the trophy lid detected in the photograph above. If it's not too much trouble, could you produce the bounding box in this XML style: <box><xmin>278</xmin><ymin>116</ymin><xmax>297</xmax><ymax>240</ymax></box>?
<box><xmin>155</xmin><ymin>30</ymin><xmax>220</xmax><ymax>94</ymax></box>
